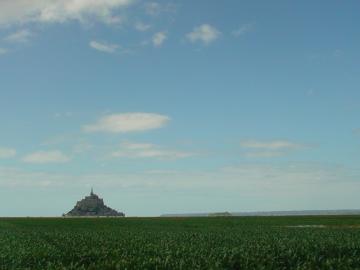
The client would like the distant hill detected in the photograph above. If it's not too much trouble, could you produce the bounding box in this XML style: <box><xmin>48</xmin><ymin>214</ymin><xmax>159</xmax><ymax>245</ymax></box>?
<box><xmin>208</xmin><ymin>212</ymin><xmax>232</xmax><ymax>217</ymax></box>
<box><xmin>161</xmin><ymin>209</ymin><xmax>360</xmax><ymax>217</ymax></box>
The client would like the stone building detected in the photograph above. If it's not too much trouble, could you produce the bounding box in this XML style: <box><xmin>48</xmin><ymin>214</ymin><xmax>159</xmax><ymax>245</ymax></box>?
<box><xmin>65</xmin><ymin>189</ymin><xmax>125</xmax><ymax>217</ymax></box>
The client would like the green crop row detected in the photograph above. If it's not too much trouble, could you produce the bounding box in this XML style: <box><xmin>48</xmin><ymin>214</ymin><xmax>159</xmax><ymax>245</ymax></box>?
<box><xmin>1</xmin><ymin>216</ymin><xmax>360</xmax><ymax>269</ymax></box>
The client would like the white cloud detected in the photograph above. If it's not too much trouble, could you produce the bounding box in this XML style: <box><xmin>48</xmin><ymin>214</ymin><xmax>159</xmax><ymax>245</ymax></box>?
<box><xmin>241</xmin><ymin>140</ymin><xmax>305</xmax><ymax>151</ymax></box>
<box><xmin>333</xmin><ymin>49</ymin><xmax>344</xmax><ymax>58</ymax></box>
<box><xmin>112</xmin><ymin>141</ymin><xmax>194</xmax><ymax>160</ymax></box>
<box><xmin>0</xmin><ymin>148</ymin><xmax>16</xmax><ymax>159</ymax></box>
<box><xmin>144</xmin><ymin>2</ymin><xmax>162</xmax><ymax>16</ymax></box>
<box><xmin>186</xmin><ymin>24</ymin><xmax>221</xmax><ymax>45</ymax></box>
<box><xmin>244</xmin><ymin>151</ymin><xmax>285</xmax><ymax>158</ymax></box>
<box><xmin>152</xmin><ymin>32</ymin><xmax>166</xmax><ymax>47</ymax></box>
<box><xmin>83</xmin><ymin>113</ymin><xmax>170</xmax><ymax>133</ymax></box>
<box><xmin>145</xmin><ymin>169</ymin><xmax>179</xmax><ymax>175</ymax></box>
<box><xmin>220</xmin><ymin>163</ymin><xmax>355</xmax><ymax>189</ymax></box>
<box><xmin>306</xmin><ymin>89</ymin><xmax>315</xmax><ymax>96</ymax></box>
<box><xmin>4</xmin><ymin>29</ymin><xmax>32</xmax><ymax>43</ymax></box>
<box><xmin>240</xmin><ymin>140</ymin><xmax>308</xmax><ymax>158</ymax></box>
<box><xmin>0</xmin><ymin>48</ymin><xmax>8</xmax><ymax>55</ymax></box>
<box><xmin>232</xmin><ymin>23</ymin><xmax>254</xmax><ymax>37</ymax></box>
<box><xmin>2</xmin><ymin>162</ymin><xmax>360</xmax><ymax>216</ymax></box>
<box><xmin>22</xmin><ymin>150</ymin><xmax>70</xmax><ymax>164</ymax></box>
<box><xmin>89</xmin><ymin>40</ymin><xmax>118</xmax><ymax>53</ymax></box>
<box><xmin>54</xmin><ymin>111</ymin><xmax>73</xmax><ymax>118</ymax></box>
<box><xmin>353</xmin><ymin>128</ymin><xmax>360</xmax><ymax>136</ymax></box>
<box><xmin>72</xmin><ymin>140</ymin><xmax>93</xmax><ymax>154</ymax></box>
<box><xmin>0</xmin><ymin>0</ymin><xmax>134</xmax><ymax>26</ymax></box>
<box><xmin>0</xmin><ymin>163</ymin><xmax>358</xmax><ymax>202</ymax></box>
<box><xmin>144</xmin><ymin>2</ymin><xmax>175</xmax><ymax>16</ymax></box>
<box><xmin>134</xmin><ymin>21</ymin><xmax>151</xmax><ymax>31</ymax></box>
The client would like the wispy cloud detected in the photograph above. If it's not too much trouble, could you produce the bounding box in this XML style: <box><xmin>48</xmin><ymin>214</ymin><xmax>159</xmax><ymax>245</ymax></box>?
<box><xmin>22</xmin><ymin>150</ymin><xmax>70</xmax><ymax>164</ymax></box>
<box><xmin>134</xmin><ymin>21</ymin><xmax>151</xmax><ymax>31</ymax></box>
<box><xmin>0</xmin><ymin>48</ymin><xmax>8</xmax><ymax>55</ymax></box>
<box><xmin>353</xmin><ymin>128</ymin><xmax>360</xmax><ymax>136</ymax></box>
<box><xmin>240</xmin><ymin>139</ymin><xmax>309</xmax><ymax>158</ymax></box>
<box><xmin>144</xmin><ymin>2</ymin><xmax>175</xmax><ymax>16</ymax></box>
<box><xmin>54</xmin><ymin>111</ymin><xmax>73</xmax><ymax>118</ymax></box>
<box><xmin>232</xmin><ymin>23</ymin><xmax>254</xmax><ymax>37</ymax></box>
<box><xmin>112</xmin><ymin>141</ymin><xmax>194</xmax><ymax>160</ymax></box>
<box><xmin>144</xmin><ymin>2</ymin><xmax>162</xmax><ymax>16</ymax></box>
<box><xmin>306</xmin><ymin>89</ymin><xmax>315</xmax><ymax>97</ymax></box>
<box><xmin>145</xmin><ymin>169</ymin><xmax>179</xmax><ymax>175</ymax></box>
<box><xmin>244</xmin><ymin>151</ymin><xmax>285</xmax><ymax>158</ymax></box>
<box><xmin>83</xmin><ymin>113</ymin><xmax>170</xmax><ymax>133</ymax></box>
<box><xmin>4</xmin><ymin>29</ymin><xmax>32</xmax><ymax>43</ymax></box>
<box><xmin>0</xmin><ymin>148</ymin><xmax>16</xmax><ymax>159</ymax></box>
<box><xmin>0</xmin><ymin>0</ymin><xmax>135</xmax><ymax>26</ymax></box>
<box><xmin>241</xmin><ymin>140</ymin><xmax>305</xmax><ymax>151</ymax></box>
<box><xmin>1</xmin><ymin>163</ymin><xmax>358</xmax><ymax>203</ymax></box>
<box><xmin>333</xmin><ymin>49</ymin><xmax>344</xmax><ymax>58</ymax></box>
<box><xmin>89</xmin><ymin>40</ymin><xmax>118</xmax><ymax>53</ymax></box>
<box><xmin>152</xmin><ymin>32</ymin><xmax>167</xmax><ymax>47</ymax></box>
<box><xmin>72</xmin><ymin>140</ymin><xmax>93</xmax><ymax>154</ymax></box>
<box><xmin>186</xmin><ymin>24</ymin><xmax>221</xmax><ymax>45</ymax></box>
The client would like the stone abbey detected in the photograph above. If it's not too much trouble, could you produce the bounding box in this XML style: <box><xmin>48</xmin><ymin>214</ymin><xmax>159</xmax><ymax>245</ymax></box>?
<box><xmin>64</xmin><ymin>189</ymin><xmax>125</xmax><ymax>217</ymax></box>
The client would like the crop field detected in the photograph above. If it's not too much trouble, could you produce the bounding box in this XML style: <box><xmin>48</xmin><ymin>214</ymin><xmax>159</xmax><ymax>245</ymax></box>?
<box><xmin>1</xmin><ymin>216</ymin><xmax>360</xmax><ymax>269</ymax></box>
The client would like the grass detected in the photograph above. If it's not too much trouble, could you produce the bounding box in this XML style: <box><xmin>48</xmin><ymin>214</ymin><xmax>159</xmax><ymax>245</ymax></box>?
<box><xmin>1</xmin><ymin>216</ymin><xmax>360</xmax><ymax>269</ymax></box>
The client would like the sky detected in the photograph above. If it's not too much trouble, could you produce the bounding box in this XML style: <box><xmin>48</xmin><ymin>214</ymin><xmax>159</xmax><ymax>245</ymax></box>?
<box><xmin>0</xmin><ymin>0</ymin><xmax>360</xmax><ymax>217</ymax></box>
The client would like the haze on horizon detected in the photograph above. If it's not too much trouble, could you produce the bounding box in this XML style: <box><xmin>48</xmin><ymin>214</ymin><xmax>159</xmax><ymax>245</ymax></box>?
<box><xmin>0</xmin><ymin>0</ymin><xmax>359</xmax><ymax>217</ymax></box>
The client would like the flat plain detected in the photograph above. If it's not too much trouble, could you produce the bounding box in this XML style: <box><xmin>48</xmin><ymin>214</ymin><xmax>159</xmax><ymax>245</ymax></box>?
<box><xmin>1</xmin><ymin>216</ymin><xmax>360</xmax><ymax>269</ymax></box>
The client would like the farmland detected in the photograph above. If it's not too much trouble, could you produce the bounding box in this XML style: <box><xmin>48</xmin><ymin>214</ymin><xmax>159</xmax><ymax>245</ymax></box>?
<box><xmin>1</xmin><ymin>216</ymin><xmax>360</xmax><ymax>269</ymax></box>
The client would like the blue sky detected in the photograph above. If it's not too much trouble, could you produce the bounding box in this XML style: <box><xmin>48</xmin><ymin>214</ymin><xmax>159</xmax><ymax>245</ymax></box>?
<box><xmin>0</xmin><ymin>0</ymin><xmax>360</xmax><ymax>216</ymax></box>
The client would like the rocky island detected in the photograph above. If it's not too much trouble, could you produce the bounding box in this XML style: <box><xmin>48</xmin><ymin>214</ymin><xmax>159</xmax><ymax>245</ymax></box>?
<box><xmin>64</xmin><ymin>189</ymin><xmax>125</xmax><ymax>217</ymax></box>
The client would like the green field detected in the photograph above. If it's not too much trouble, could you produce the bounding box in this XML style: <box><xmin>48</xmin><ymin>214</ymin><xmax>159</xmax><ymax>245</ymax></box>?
<box><xmin>1</xmin><ymin>216</ymin><xmax>360</xmax><ymax>269</ymax></box>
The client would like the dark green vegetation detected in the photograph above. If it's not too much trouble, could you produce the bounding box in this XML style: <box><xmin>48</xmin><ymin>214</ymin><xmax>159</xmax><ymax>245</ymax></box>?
<box><xmin>1</xmin><ymin>216</ymin><xmax>360</xmax><ymax>269</ymax></box>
